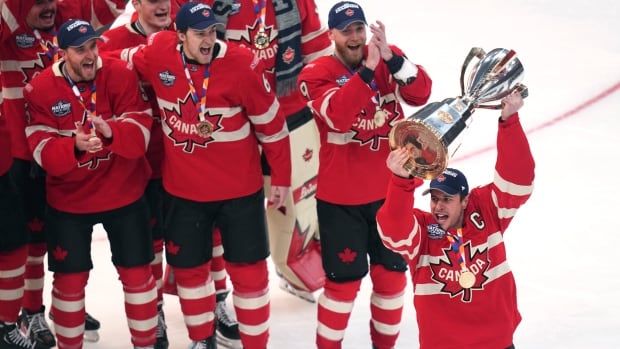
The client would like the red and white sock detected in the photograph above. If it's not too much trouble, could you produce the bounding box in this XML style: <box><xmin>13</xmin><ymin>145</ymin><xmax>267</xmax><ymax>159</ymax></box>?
<box><xmin>174</xmin><ymin>262</ymin><xmax>215</xmax><ymax>340</ymax></box>
<box><xmin>117</xmin><ymin>265</ymin><xmax>158</xmax><ymax>347</ymax></box>
<box><xmin>22</xmin><ymin>242</ymin><xmax>46</xmax><ymax>312</ymax></box>
<box><xmin>211</xmin><ymin>228</ymin><xmax>228</xmax><ymax>294</ymax></box>
<box><xmin>227</xmin><ymin>260</ymin><xmax>270</xmax><ymax>349</ymax></box>
<box><xmin>316</xmin><ymin>279</ymin><xmax>361</xmax><ymax>349</ymax></box>
<box><xmin>369</xmin><ymin>264</ymin><xmax>405</xmax><ymax>349</ymax></box>
<box><xmin>51</xmin><ymin>272</ymin><xmax>88</xmax><ymax>349</ymax></box>
<box><xmin>0</xmin><ymin>246</ymin><xmax>27</xmax><ymax>323</ymax></box>
<box><xmin>151</xmin><ymin>238</ymin><xmax>164</xmax><ymax>305</ymax></box>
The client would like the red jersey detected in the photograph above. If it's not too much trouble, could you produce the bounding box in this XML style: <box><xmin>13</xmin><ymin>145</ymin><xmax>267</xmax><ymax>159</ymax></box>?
<box><xmin>24</xmin><ymin>56</ymin><xmax>152</xmax><ymax>214</ymax></box>
<box><xmin>0</xmin><ymin>76</ymin><xmax>11</xmax><ymax>176</ymax></box>
<box><xmin>132</xmin><ymin>31</ymin><xmax>291</xmax><ymax>202</ymax></box>
<box><xmin>206</xmin><ymin>0</ymin><xmax>332</xmax><ymax>117</ymax></box>
<box><xmin>56</xmin><ymin>0</ymin><xmax>126</xmax><ymax>29</ymax></box>
<box><xmin>377</xmin><ymin>115</ymin><xmax>535</xmax><ymax>349</ymax></box>
<box><xmin>99</xmin><ymin>23</ymin><xmax>164</xmax><ymax>179</ymax></box>
<box><xmin>298</xmin><ymin>46</ymin><xmax>432</xmax><ymax>205</ymax></box>
<box><xmin>1</xmin><ymin>0</ymin><xmax>58</xmax><ymax>160</ymax></box>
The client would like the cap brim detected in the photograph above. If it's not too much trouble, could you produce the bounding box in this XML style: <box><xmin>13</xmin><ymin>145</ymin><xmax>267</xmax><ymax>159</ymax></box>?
<box><xmin>334</xmin><ymin>19</ymin><xmax>366</xmax><ymax>30</ymax></box>
<box><xmin>66</xmin><ymin>35</ymin><xmax>101</xmax><ymax>49</ymax></box>
<box><xmin>422</xmin><ymin>185</ymin><xmax>459</xmax><ymax>196</ymax></box>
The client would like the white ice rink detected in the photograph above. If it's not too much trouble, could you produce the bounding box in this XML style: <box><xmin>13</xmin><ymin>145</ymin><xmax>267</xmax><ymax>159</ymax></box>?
<box><xmin>39</xmin><ymin>0</ymin><xmax>620</xmax><ymax>348</ymax></box>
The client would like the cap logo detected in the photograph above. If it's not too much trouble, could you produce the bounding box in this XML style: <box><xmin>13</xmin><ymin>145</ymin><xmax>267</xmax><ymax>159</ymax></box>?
<box><xmin>78</xmin><ymin>26</ymin><xmax>87</xmax><ymax>33</ymax></box>
<box><xmin>345</xmin><ymin>8</ymin><xmax>354</xmax><ymax>16</ymax></box>
<box><xmin>436</xmin><ymin>174</ymin><xmax>446</xmax><ymax>182</ymax></box>
<box><xmin>190</xmin><ymin>3</ymin><xmax>209</xmax><ymax>13</ymax></box>
<box><xmin>443</xmin><ymin>169</ymin><xmax>458</xmax><ymax>178</ymax></box>
<box><xmin>335</xmin><ymin>3</ymin><xmax>360</xmax><ymax>14</ymax></box>
<box><xmin>66</xmin><ymin>20</ymin><xmax>90</xmax><ymax>32</ymax></box>
<box><xmin>202</xmin><ymin>9</ymin><xmax>210</xmax><ymax>17</ymax></box>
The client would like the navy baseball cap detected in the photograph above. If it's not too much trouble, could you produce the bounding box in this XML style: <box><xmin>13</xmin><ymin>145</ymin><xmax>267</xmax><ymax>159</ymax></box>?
<box><xmin>57</xmin><ymin>19</ymin><xmax>99</xmax><ymax>49</ymax></box>
<box><xmin>175</xmin><ymin>2</ymin><xmax>221</xmax><ymax>32</ymax></box>
<box><xmin>328</xmin><ymin>1</ymin><xmax>367</xmax><ymax>30</ymax></box>
<box><xmin>423</xmin><ymin>168</ymin><xmax>469</xmax><ymax>197</ymax></box>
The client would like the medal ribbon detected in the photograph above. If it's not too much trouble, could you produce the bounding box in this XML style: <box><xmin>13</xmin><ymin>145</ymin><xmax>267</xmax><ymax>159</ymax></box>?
<box><xmin>446</xmin><ymin>228</ymin><xmax>469</xmax><ymax>273</ymax></box>
<box><xmin>62</xmin><ymin>63</ymin><xmax>97</xmax><ymax>131</ymax></box>
<box><xmin>33</xmin><ymin>29</ymin><xmax>59</xmax><ymax>63</ymax></box>
<box><xmin>252</xmin><ymin>0</ymin><xmax>267</xmax><ymax>35</ymax></box>
<box><xmin>180</xmin><ymin>50</ymin><xmax>210</xmax><ymax>122</ymax></box>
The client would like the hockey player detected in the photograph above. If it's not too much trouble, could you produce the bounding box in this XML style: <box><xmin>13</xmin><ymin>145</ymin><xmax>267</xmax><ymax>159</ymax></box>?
<box><xmin>207</xmin><ymin>0</ymin><xmax>333</xmax><ymax>308</ymax></box>
<box><xmin>130</xmin><ymin>3</ymin><xmax>291</xmax><ymax>348</ymax></box>
<box><xmin>24</xmin><ymin>19</ymin><xmax>158</xmax><ymax>349</ymax></box>
<box><xmin>296</xmin><ymin>1</ymin><xmax>432</xmax><ymax>348</ymax></box>
<box><xmin>103</xmin><ymin>2</ymin><xmax>245</xmax><ymax>347</ymax></box>
<box><xmin>1</xmin><ymin>0</ymin><xmax>100</xmax><ymax>346</ymax></box>
<box><xmin>0</xmin><ymin>74</ymin><xmax>48</xmax><ymax>349</ymax></box>
<box><xmin>98</xmin><ymin>1</ymin><xmax>172</xmax><ymax>348</ymax></box>
<box><xmin>377</xmin><ymin>92</ymin><xmax>533</xmax><ymax>349</ymax></box>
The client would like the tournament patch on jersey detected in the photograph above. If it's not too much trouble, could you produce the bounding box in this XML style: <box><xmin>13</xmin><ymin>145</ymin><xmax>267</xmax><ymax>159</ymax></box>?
<box><xmin>427</xmin><ymin>223</ymin><xmax>446</xmax><ymax>239</ymax></box>
<box><xmin>15</xmin><ymin>34</ymin><xmax>36</xmax><ymax>49</ymax></box>
<box><xmin>336</xmin><ymin>74</ymin><xmax>349</xmax><ymax>86</ymax></box>
<box><xmin>51</xmin><ymin>100</ymin><xmax>72</xmax><ymax>117</ymax></box>
<box><xmin>159</xmin><ymin>71</ymin><xmax>176</xmax><ymax>86</ymax></box>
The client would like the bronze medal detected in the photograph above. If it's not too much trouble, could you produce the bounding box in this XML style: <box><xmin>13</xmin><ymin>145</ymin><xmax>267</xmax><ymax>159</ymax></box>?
<box><xmin>197</xmin><ymin>120</ymin><xmax>214</xmax><ymax>138</ymax></box>
<box><xmin>254</xmin><ymin>31</ymin><xmax>270</xmax><ymax>50</ymax></box>
<box><xmin>458</xmin><ymin>270</ymin><xmax>476</xmax><ymax>289</ymax></box>
<box><xmin>374</xmin><ymin>109</ymin><xmax>388</xmax><ymax>127</ymax></box>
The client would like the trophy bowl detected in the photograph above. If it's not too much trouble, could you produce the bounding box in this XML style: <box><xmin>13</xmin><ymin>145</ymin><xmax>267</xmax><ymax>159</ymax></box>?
<box><xmin>389</xmin><ymin>47</ymin><xmax>528</xmax><ymax>179</ymax></box>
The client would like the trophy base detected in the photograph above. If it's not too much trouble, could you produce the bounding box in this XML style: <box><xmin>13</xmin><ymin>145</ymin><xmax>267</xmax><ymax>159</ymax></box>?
<box><xmin>389</xmin><ymin>119</ymin><xmax>447</xmax><ymax>180</ymax></box>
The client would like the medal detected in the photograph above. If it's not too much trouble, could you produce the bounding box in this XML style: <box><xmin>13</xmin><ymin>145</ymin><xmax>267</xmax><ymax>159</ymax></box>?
<box><xmin>254</xmin><ymin>31</ymin><xmax>269</xmax><ymax>50</ymax></box>
<box><xmin>374</xmin><ymin>108</ymin><xmax>388</xmax><ymax>127</ymax></box>
<box><xmin>458</xmin><ymin>270</ymin><xmax>475</xmax><ymax>289</ymax></box>
<box><xmin>197</xmin><ymin>120</ymin><xmax>214</xmax><ymax>138</ymax></box>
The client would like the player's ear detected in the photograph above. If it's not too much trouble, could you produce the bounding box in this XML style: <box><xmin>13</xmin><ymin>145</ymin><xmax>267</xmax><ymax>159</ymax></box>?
<box><xmin>177</xmin><ymin>31</ymin><xmax>186</xmax><ymax>43</ymax></box>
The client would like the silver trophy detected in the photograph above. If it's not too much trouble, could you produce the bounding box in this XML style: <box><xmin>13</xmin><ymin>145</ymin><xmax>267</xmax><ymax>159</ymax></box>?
<box><xmin>388</xmin><ymin>47</ymin><xmax>528</xmax><ymax>179</ymax></box>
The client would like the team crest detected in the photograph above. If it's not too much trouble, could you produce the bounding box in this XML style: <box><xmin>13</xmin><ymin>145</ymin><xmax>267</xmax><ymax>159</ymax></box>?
<box><xmin>159</xmin><ymin>71</ymin><xmax>176</xmax><ymax>86</ymax></box>
<box><xmin>51</xmin><ymin>100</ymin><xmax>72</xmax><ymax>117</ymax></box>
<box><xmin>350</xmin><ymin>94</ymin><xmax>400</xmax><ymax>150</ymax></box>
<box><xmin>77</xmin><ymin>150</ymin><xmax>112</xmax><ymax>170</ymax></box>
<box><xmin>159</xmin><ymin>94</ymin><xmax>223</xmax><ymax>153</ymax></box>
<box><xmin>429</xmin><ymin>240</ymin><xmax>490</xmax><ymax>302</ymax></box>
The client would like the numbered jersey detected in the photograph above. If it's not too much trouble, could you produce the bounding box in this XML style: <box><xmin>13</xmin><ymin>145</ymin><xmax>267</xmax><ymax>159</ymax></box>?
<box><xmin>297</xmin><ymin>46</ymin><xmax>432</xmax><ymax>204</ymax></box>
<box><xmin>132</xmin><ymin>31</ymin><xmax>291</xmax><ymax>202</ymax></box>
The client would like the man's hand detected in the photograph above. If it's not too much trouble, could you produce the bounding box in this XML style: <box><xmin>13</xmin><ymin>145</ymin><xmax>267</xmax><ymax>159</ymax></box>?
<box><xmin>365</xmin><ymin>41</ymin><xmax>380</xmax><ymax>70</ymax></box>
<box><xmin>268</xmin><ymin>186</ymin><xmax>290</xmax><ymax>209</ymax></box>
<box><xmin>369</xmin><ymin>21</ymin><xmax>393</xmax><ymax>61</ymax></box>
<box><xmin>386</xmin><ymin>147</ymin><xmax>411</xmax><ymax>178</ymax></box>
<box><xmin>501</xmin><ymin>91</ymin><xmax>524</xmax><ymax>121</ymax></box>
<box><xmin>75</xmin><ymin>124</ymin><xmax>102</xmax><ymax>153</ymax></box>
<box><xmin>89</xmin><ymin>116</ymin><xmax>113</xmax><ymax>139</ymax></box>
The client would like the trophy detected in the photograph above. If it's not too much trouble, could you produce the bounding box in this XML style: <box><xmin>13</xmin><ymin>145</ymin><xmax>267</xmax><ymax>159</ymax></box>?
<box><xmin>388</xmin><ymin>47</ymin><xmax>528</xmax><ymax>179</ymax></box>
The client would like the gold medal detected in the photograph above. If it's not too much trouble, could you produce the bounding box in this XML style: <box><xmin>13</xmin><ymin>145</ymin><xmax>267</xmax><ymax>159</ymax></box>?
<box><xmin>374</xmin><ymin>109</ymin><xmax>388</xmax><ymax>127</ymax></box>
<box><xmin>458</xmin><ymin>270</ymin><xmax>476</xmax><ymax>289</ymax></box>
<box><xmin>254</xmin><ymin>31</ymin><xmax>270</xmax><ymax>50</ymax></box>
<box><xmin>197</xmin><ymin>120</ymin><xmax>214</xmax><ymax>138</ymax></box>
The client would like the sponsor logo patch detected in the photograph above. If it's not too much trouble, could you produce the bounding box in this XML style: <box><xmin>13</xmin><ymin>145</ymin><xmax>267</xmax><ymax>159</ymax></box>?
<box><xmin>427</xmin><ymin>224</ymin><xmax>446</xmax><ymax>239</ymax></box>
<box><xmin>15</xmin><ymin>34</ymin><xmax>36</xmax><ymax>49</ymax></box>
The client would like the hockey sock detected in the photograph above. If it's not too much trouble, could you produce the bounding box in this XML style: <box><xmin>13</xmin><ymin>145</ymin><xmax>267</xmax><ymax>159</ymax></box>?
<box><xmin>0</xmin><ymin>246</ymin><xmax>27</xmax><ymax>323</ymax></box>
<box><xmin>173</xmin><ymin>262</ymin><xmax>215</xmax><ymax>341</ymax></box>
<box><xmin>22</xmin><ymin>242</ymin><xmax>46</xmax><ymax>312</ymax></box>
<box><xmin>151</xmin><ymin>238</ymin><xmax>164</xmax><ymax>305</ymax></box>
<box><xmin>227</xmin><ymin>260</ymin><xmax>270</xmax><ymax>349</ymax></box>
<box><xmin>51</xmin><ymin>271</ymin><xmax>88</xmax><ymax>349</ymax></box>
<box><xmin>211</xmin><ymin>228</ymin><xmax>228</xmax><ymax>294</ymax></box>
<box><xmin>117</xmin><ymin>265</ymin><xmax>158</xmax><ymax>347</ymax></box>
<box><xmin>369</xmin><ymin>264</ymin><xmax>406</xmax><ymax>349</ymax></box>
<box><xmin>316</xmin><ymin>278</ymin><xmax>362</xmax><ymax>349</ymax></box>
